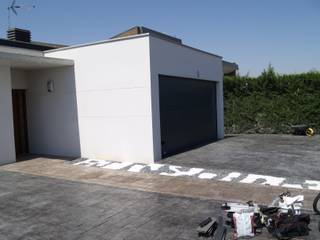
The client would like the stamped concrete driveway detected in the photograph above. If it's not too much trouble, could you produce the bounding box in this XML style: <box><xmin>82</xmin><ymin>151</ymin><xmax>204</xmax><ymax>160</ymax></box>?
<box><xmin>0</xmin><ymin>171</ymin><xmax>222</xmax><ymax>240</ymax></box>
<box><xmin>163</xmin><ymin>134</ymin><xmax>320</xmax><ymax>180</ymax></box>
<box><xmin>0</xmin><ymin>169</ymin><xmax>319</xmax><ymax>240</ymax></box>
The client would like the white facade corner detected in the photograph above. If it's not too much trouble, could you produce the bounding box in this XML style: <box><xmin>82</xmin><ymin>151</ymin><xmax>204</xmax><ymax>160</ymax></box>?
<box><xmin>0</xmin><ymin>32</ymin><xmax>225</xmax><ymax>165</ymax></box>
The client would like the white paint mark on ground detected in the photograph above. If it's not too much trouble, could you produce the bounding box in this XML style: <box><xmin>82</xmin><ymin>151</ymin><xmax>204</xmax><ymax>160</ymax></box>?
<box><xmin>149</xmin><ymin>164</ymin><xmax>165</xmax><ymax>171</ymax></box>
<box><xmin>240</xmin><ymin>174</ymin><xmax>285</xmax><ymax>186</ymax></box>
<box><xmin>74</xmin><ymin>159</ymin><xmax>109</xmax><ymax>167</ymax></box>
<box><xmin>128</xmin><ymin>164</ymin><xmax>146</xmax><ymax>173</ymax></box>
<box><xmin>102</xmin><ymin>162</ymin><xmax>133</xmax><ymax>170</ymax></box>
<box><xmin>73</xmin><ymin>159</ymin><xmax>93</xmax><ymax>166</ymax></box>
<box><xmin>160</xmin><ymin>166</ymin><xmax>204</xmax><ymax>177</ymax></box>
<box><xmin>221</xmin><ymin>172</ymin><xmax>242</xmax><ymax>182</ymax></box>
<box><xmin>94</xmin><ymin>160</ymin><xmax>111</xmax><ymax>167</ymax></box>
<box><xmin>198</xmin><ymin>173</ymin><xmax>217</xmax><ymax>179</ymax></box>
<box><xmin>72</xmin><ymin>159</ymin><xmax>320</xmax><ymax>191</ymax></box>
<box><xmin>281</xmin><ymin>184</ymin><xmax>303</xmax><ymax>189</ymax></box>
<box><xmin>305</xmin><ymin>180</ymin><xmax>320</xmax><ymax>190</ymax></box>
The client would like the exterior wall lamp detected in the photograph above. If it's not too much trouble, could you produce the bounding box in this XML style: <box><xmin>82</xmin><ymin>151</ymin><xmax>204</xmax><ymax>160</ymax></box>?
<box><xmin>47</xmin><ymin>79</ymin><xmax>54</xmax><ymax>93</ymax></box>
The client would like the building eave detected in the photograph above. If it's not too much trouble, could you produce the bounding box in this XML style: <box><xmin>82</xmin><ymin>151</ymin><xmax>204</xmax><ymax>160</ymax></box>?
<box><xmin>0</xmin><ymin>51</ymin><xmax>74</xmax><ymax>70</ymax></box>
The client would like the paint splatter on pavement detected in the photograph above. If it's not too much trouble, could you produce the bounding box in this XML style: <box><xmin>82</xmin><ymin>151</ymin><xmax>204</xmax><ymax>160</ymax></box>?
<box><xmin>72</xmin><ymin>158</ymin><xmax>320</xmax><ymax>191</ymax></box>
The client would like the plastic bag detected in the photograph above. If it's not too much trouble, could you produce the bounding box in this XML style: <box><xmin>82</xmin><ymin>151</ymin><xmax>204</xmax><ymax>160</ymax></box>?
<box><xmin>233</xmin><ymin>211</ymin><xmax>255</xmax><ymax>238</ymax></box>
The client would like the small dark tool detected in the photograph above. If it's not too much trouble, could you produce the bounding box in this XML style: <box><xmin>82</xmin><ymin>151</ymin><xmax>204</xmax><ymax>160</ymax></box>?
<box><xmin>197</xmin><ymin>216</ymin><xmax>227</xmax><ymax>239</ymax></box>
<box><xmin>197</xmin><ymin>217</ymin><xmax>218</xmax><ymax>237</ymax></box>
<box><xmin>199</xmin><ymin>217</ymin><xmax>214</xmax><ymax>228</ymax></box>
<box><xmin>213</xmin><ymin>216</ymin><xmax>227</xmax><ymax>240</ymax></box>
<box><xmin>291</xmin><ymin>124</ymin><xmax>315</xmax><ymax>136</ymax></box>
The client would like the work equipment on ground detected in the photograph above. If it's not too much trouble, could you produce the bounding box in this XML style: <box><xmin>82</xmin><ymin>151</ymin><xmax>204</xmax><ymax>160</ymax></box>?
<box><xmin>197</xmin><ymin>217</ymin><xmax>217</xmax><ymax>237</ymax></box>
<box><xmin>232</xmin><ymin>211</ymin><xmax>255</xmax><ymax>238</ymax></box>
<box><xmin>197</xmin><ymin>216</ymin><xmax>226</xmax><ymax>240</ymax></box>
<box><xmin>271</xmin><ymin>191</ymin><xmax>304</xmax><ymax>215</ymax></box>
<box><xmin>313</xmin><ymin>192</ymin><xmax>320</xmax><ymax>215</ymax></box>
<box><xmin>214</xmin><ymin>216</ymin><xmax>227</xmax><ymax>240</ymax></box>
<box><xmin>268</xmin><ymin>213</ymin><xmax>311</xmax><ymax>240</ymax></box>
<box><xmin>219</xmin><ymin>191</ymin><xmax>311</xmax><ymax>239</ymax></box>
<box><xmin>291</xmin><ymin>124</ymin><xmax>315</xmax><ymax>136</ymax></box>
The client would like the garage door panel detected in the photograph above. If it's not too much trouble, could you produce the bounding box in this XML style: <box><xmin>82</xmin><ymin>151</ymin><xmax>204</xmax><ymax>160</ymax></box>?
<box><xmin>159</xmin><ymin>75</ymin><xmax>217</xmax><ymax>157</ymax></box>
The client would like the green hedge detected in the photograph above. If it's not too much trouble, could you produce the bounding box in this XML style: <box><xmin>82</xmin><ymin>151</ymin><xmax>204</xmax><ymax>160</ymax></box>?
<box><xmin>224</xmin><ymin>66</ymin><xmax>320</xmax><ymax>134</ymax></box>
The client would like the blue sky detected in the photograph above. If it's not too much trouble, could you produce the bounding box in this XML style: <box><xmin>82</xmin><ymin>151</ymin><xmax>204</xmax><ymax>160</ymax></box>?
<box><xmin>0</xmin><ymin>0</ymin><xmax>319</xmax><ymax>76</ymax></box>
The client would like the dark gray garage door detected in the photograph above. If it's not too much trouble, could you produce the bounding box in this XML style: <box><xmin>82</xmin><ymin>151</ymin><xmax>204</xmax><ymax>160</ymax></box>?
<box><xmin>159</xmin><ymin>75</ymin><xmax>218</xmax><ymax>157</ymax></box>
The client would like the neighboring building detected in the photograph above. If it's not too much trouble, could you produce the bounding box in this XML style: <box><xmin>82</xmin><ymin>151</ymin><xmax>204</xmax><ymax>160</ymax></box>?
<box><xmin>0</xmin><ymin>26</ymin><xmax>235</xmax><ymax>165</ymax></box>
<box><xmin>223</xmin><ymin>60</ymin><xmax>238</xmax><ymax>76</ymax></box>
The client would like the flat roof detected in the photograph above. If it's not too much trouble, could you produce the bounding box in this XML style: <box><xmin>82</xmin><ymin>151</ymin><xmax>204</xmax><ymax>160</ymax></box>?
<box><xmin>223</xmin><ymin>60</ymin><xmax>239</xmax><ymax>74</ymax></box>
<box><xmin>45</xmin><ymin>33</ymin><xmax>222</xmax><ymax>59</ymax></box>
<box><xmin>111</xmin><ymin>26</ymin><xmax>182</xmax><ymax>44</ymax></box>
<box><xmin>45</xmin><ymin>33</ymin><xmax>149</xmax><ymax>53</ymax></box>
<box><xmin>0</xmin><ymin>38</ymin><xmax>67</xmax><ymax>51</ymax></box>
<box><xmin>0</xmin><ymin>51</ymin><xmax>74</xmax><ymax>70</ymax></box>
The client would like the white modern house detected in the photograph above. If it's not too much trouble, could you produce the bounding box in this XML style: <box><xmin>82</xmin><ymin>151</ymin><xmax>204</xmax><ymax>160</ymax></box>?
<box><xmin>0</xmin><ymin>26</ymin><xmax>236</xmax><ymax>165</ymax></box>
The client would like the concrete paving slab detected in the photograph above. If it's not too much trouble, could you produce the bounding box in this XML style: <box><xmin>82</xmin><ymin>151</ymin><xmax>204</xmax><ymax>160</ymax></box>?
<box><xmin>0</xmin><ymin>170</ymin><xmax>319</xmax><ymax>240</ymax></box>
<box><xmin>1</xmin><ymin>158</ymin><xmax>319</xmax><ymax>210</ymax></box>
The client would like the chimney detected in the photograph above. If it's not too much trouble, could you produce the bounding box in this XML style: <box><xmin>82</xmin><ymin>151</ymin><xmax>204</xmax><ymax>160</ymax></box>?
<box><xmin>7</xmin><ymin>28</ymin><xmax>31</xmax><ymax>42</ymax></box>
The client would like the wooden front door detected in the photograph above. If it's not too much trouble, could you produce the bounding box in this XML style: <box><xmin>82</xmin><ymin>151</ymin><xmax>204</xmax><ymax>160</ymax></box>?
<box><xmin>12</xmin><ymin>90</ymin><xmax>29</xmax><ymax>157</ymax></box>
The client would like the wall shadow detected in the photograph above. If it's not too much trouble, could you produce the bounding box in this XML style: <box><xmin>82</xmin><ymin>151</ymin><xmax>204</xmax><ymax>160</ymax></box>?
<box><xmin>26</xmin><ymin>66</ymin><xmax>81</xmax><ymax>159</ymax></box>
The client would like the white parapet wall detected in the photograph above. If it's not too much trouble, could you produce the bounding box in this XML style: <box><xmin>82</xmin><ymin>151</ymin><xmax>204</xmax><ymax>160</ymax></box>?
<box><xmin>45</xmin><ymin>35</ymin><xmax>155</xmax><ymax>164</ymax></box>
<box><xmin>0</xmin><ymin>65</ymin><xmax>16</xmax><ymax>165</ymax></box>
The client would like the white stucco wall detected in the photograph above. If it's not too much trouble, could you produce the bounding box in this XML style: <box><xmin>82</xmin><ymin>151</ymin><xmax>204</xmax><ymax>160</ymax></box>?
<box><xmin>11</xmin><ymin>69</ymin><xmax>28</xmax><ymax>89</ymax></box>
<box><xmin>45</xmin><ymin>36</ymin><xmax>154</xmax><ymax>163</ymax></box>
<box><xmin>149</xmin><ymin>36</ymin><xmax>224</xmax><ymax>161</ymax></box>
<box><xmin>26</xmin><ymin>67</ymin><xmax>81</xmax><ymax>157</ymax></box>
<box><xmin>0</xmin><ymin>66</ymin><xmax>16</xmax><ymax>165</ymax></box>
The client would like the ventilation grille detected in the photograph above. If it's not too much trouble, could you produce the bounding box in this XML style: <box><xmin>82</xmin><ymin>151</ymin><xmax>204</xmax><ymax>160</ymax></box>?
<box><xmin>7</xmin><ymin>28</ymin><xmax>31</xmax><ymax>42</ymax></box>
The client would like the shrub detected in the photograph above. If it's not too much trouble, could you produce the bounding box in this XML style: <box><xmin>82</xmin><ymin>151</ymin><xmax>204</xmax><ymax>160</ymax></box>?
<box><xmin>224</xmin><ymin>66</ymin><xmax>320</xmax><ymax>134</ymax></box>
